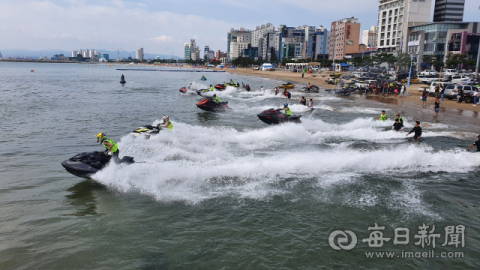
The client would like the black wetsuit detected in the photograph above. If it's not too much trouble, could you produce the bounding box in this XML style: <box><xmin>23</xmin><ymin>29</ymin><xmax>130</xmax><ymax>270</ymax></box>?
<box><xmin>393</xmin><ymin>122</ymin><xmax>403</xmax><ymax>131</ymax></box>
<box><xmin>287</xmin><ymin>92</ymin><xmax>291</xmax><ymax>100</ymax></box>
<box><xmin>408</xmin><ymin>126</ymin><xmax>422</xmax><ymax>139</ymax></box>
<box><xmin>300</xmin><ymin>99</ymin><xmax>306</xmax><ymax>105</ymax></box>
<box><xmin>472</xmin><ymin>140</ymin><xmax>480</xmax><ymax>152</ymax></box>
<box><xmin>395</xmin><ymin>117</ymin><xmax>404</xmax><ymax>128</ymax></box>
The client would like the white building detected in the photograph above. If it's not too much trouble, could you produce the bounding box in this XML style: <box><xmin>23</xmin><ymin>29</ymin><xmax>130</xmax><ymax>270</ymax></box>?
<box><xmin>252</xmin><ymin>23</ymin><xmax>275</xmax><ymax>48</ymax></box>
<box><xmin>227</xmin><ymin>28</ymin><xmax>251</xmax><ymax>60</ymax></box>
<box><xmin>362</xmin><ymin>26</ymin><xmax>377</xmax><ymax>48</ymax></box>
<box><xmin>136</xmin><ymin>47</ymin><xmax>144</xmax><ymax>61</ymax></box>
<box><xmin>71</xmin><ymin>50</ymin><xmax>78</xmax><ymax>57</ymax></box>
<box><xmin>376</xmin><ymin>0</ymin><xmax>432</xmax><ymax>53</ymax></box>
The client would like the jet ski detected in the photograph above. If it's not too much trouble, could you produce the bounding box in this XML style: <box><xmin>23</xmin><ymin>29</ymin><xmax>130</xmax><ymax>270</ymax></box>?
<box><xmin>200</xmin><ymin>77</ymin><xmax>207</xmax><ymax>81</ymax></box>
<box><xmin>278</xmin><ymin>82</ymin><xmax>295</xmax><ymax>89</ymax></box>
<box><xmin>302</xmin><ymin>85</ymin><xmax>320</xmax><ymax>93</ymax></box>
<box><xmin>196</xmin><ymin>98</ymin><xmax>229</xmax><ymax>112</ymax></box>
<box><xmin>257</xmin><ymin>108</ymin><xmax>302</xmax><ymax>125</ymax></box>
<box><xmin>214</xmin><ymin>84</ymin><xmax>226</xmax><ymax>90</ymax></box>
<box><xmin>195</xmin><ymin>89</ymin><xmax>212</xmax><ymax>96</ymax></box>
<box><xmin>179</xmin><ymin>87</ymin><xmax>188</xmax><ymax>93</ymax></box>
<box><xmin>224</xmin><ymin>83</ymin><xmax>239</xmax><ymax>88</ymax></box>
<box><xmin>131</xmin><ymin>125</ymin><xmax>161</xmax><ymax>138</ymax></box>
<box><xmin>120</xmin><ymin>80</ymin><xmax>126</xmax><ymax>84</ymax></box>
<box><xmin>61</xmin><ymin>151</ymin><xmax>135</xmax><ymax>178</ymax></box>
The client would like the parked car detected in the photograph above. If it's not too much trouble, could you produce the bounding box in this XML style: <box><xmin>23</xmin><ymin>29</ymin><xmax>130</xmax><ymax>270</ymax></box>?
<box><xmin>456</xmin><ymin>78</ymin><xmax>475</xmax><ymax>85</ymax></box>
<box><xmin>401</xmin><ymin>78</ymin><xmax>419</xmax><ymax>84</ymax></box>
<box><xmin>427</xmin><ymin>82</ymin><xmax>449</xmax><ymax>96</ymax></box>
<box><xmin>444</xmin><ymin>84</ymin><xmax>475</xmax><ymax>102</ymax></box>
<box><xmin>451</xmin><ymin>75</ymin><xmax>473</xmax><ymax>84</ymax></box>
<box><xmin>420</xmin><ymin>70</ymin><xmax>437</xmax><ymax>76</ymax></box>
<box><xmin>253</xmin><ymin>65</ymin><xmax>260</xmax><ymax>70</ymax></box>
<box><xmin>355</xmin><ymin>79</ymin><xmax>377</xmax><ymax>89</ymax></box>
<box><xmin>442</xmin><ymin>69</ymin><xmax>458</xmax><ymax>76</ymax></box>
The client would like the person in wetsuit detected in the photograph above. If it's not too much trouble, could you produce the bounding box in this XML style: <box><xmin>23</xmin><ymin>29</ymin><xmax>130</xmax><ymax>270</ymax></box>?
<box><xmin>467</xmin><ymin>135</ymin><xmax>480</xmax><ymax>152</ymax></box>
<box><xmin>300</xmin><ymin>96</ymin><xmax>307</xmax><ymax>105</ymax></box>
<box><xmin>406</xmin><ymin>121</ymin><xmax>422</xmax><ymax>140</ymax></box>
<box><xmin>392</xmin><ymin>119</ymin><xmax>403</xmax><ymax>131</ymax></box>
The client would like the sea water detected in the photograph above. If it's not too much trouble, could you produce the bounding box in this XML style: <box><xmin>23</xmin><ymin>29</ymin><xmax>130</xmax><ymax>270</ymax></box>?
<box><xmin>1</xmin><ymin>62</ymin><xmax>479</xmax><ymax>269</ymax></box>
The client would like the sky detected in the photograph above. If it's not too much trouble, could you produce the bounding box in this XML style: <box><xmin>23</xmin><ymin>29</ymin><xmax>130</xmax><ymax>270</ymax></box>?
<box><xmin>0</xmin><ymin>0</ymin><xmax>479</xmax><ymax>57</ymax></box>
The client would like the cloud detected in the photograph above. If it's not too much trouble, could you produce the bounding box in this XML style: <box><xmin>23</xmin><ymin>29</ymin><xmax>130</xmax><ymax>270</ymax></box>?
<box><xmin>148</xmin><ymin>35</ymin><xmax>174</xmax><ymax>43</ymax></box>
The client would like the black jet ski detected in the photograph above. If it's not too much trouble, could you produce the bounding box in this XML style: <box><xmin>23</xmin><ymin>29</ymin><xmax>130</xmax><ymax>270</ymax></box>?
<box><xmin>257</xmin><ymin>108</ymin><xmax>301</xmax><ymax>125</ymax></box>
<box><xmin>196</xmin><ymin>98</ymin><xmax>229</xmax><ymax>112</ymax></box>
<box><xmin>131</xmin><ymin>125</ymin><xmax>161</xmax><ymax>138</ymax></box>
<box><xmin>120</xmin><ymin>75</ymin><xmax>126</xmax><ymax>84</ymax></box>
<box><xmin>61</xmin><ymin>151</ymin><xmax>135</xmax><ymax>178</ymax></box>
<box><xmin>120</xmin><ymin>80</ymin><xmax>126</xmax><ymax>84</ymax></box>
<box><xmin>302</xmin><ymin>85</ymin><xmax>320</xmax><ymax>93</ymax></box>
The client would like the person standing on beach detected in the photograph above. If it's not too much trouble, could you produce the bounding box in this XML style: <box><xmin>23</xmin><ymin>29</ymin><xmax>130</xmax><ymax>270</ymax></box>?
<box><xmin>457</xmin><ymin>86</ymin><xmax>463</xmax><ymax>103</ymax></box>
<box><xmin>440</xmin><ymin>85</ymin><xmax>445</xmax><ymax>102</ymax></box>
<box><xmin>302</xmin><ymin>69</ymin><xmax>305</xmax><ymax>79</ymax></box>
<box><xmin>421</xmin><ymin>89</ymin><xmax>428</xmax><ymax>108</ymax></box>
<box><xmin>473</xmin><ymin>89</ymin><xmax>478</xmax><ymax>107</ymax></box>
<box><xmin>378</xmin><ymin>110</ymin><xmax>387</xmax><ymax>121</ymax></box>
<box><xmin>434</xmin><ymin>98</ymin><xmax>440</xmax><ymax>116</ymax></box>
<box><xmin>467</xmin><ymin>135</ymin><xmax>480</xmax><ymax>152</ymax></box>
<box><xmin>406</xmin><ymin>121</ymin><xmax>422</xmax><ymax>140</ymax></box>
<box><xmin>400</xmin><ymin>84</ymin><xmax>405</xmax><ymax>97</ymax></box>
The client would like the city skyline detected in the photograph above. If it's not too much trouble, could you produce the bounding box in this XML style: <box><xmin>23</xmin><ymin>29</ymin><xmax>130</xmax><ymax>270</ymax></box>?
<box><xmin>1</xmin><ymin>0</ymin><xmax>478</xmax><ymax>57</ymax></box>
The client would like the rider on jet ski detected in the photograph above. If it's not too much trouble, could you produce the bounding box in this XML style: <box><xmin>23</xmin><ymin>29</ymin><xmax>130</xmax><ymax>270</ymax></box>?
<box><xmin>282</xmin><ymin>103</ymin><xmax>291</xmax><ymax>116</ymax></box>
<box><xmin>213</xmin><ymin>94</ymin><xmax>221</xmax><ymax>103</ymax></box>
<box><xmin>161</xmin><ymin>115</ymin><xmax>173</xmax><ymax>130</ymax></box>
<box><xmin>209</xmin><ymin>84</ymin><xmax>214</xmax><ymax>91</ymax></box>
<box><xmin>95</xmin><ymin>132</ymin><xmax>120</xmax><ymax>163</ymax></box>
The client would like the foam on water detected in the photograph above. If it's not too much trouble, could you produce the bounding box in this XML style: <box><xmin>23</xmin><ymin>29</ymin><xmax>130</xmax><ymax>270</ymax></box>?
<box><xmin>93</xmin><ymin>120</ymin><xmax>480</xmax><ymax>205</ymax></box>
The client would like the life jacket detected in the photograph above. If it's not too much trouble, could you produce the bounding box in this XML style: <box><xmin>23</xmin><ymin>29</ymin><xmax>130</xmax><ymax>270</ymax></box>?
<box><xmin>209</xmin><ymin>86</ymin><xmax>214</xmax><ymax>91</ymax></box>
<box><xmin>165</xmin><ymin>120</ymin><xmax>173</xmax><ymax>130</ymax></box>
<box><xmin>285</xmin><ymin>107</ymin><xmax>291</xmax><ymax>116</ymax></box>
<box><xmin>103</xmin><ymin>138</ymin><xmax>118</xmax><ymax>153</ymax></box>
<box><xmin>379</xmin><ymin>114</ymin><xmax>387</xmax><ymax>121</ymax></box>
<box><xmin>214</xmin><ymin>96</ymin><xmax>221</xmax><ymax>103</ymax></box>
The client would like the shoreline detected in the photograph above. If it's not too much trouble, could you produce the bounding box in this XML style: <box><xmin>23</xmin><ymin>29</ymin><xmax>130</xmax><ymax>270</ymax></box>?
<box><xmin>225</xmin><ymin>67</ymin><xmax>480</xmax><ymax>114</ymax></box>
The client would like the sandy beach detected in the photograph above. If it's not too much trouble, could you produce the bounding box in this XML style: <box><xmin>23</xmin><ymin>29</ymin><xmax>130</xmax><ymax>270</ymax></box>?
<box><xmin>224</xmin><ymin>67</ymin><xmax>480</xmax><ymax>113</ymax></box>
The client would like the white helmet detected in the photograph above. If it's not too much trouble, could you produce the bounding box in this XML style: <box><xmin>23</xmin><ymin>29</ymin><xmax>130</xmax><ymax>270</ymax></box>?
<box><xmin>162</xmin><ymin>115</ymin><xmax>169</xmax><ymax>122</ymax></box>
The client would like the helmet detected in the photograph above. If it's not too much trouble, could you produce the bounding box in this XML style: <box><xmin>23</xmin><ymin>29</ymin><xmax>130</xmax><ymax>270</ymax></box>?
<box><xmin>284</xmin><ymin>103</ymin><xmax>288</xmax><ymax>108</ymax></box>
<box><xmin>162</xmin><ymin>115</ymin><xmax>169</xmax><ymax>122</ymax></box>
<box><xmin>95</xmin><ymin>132</ymin><xmax>106</xmax><ymax>143</ymax></box>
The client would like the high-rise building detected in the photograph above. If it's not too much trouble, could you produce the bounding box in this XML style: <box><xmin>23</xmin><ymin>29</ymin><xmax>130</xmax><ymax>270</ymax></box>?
<box><xmin>406</xmin><ymin>22</ymin><xmax>479</xmax><ymax>71</ymax></box>
<box><xmin>376</xmin><ymin>0</ymin><xmax>432</xmax><ymax>53</ymax></box>
<box><xmin>329</xmin><ymin>17</ymin><xmax>361</xmax><ymax>60</ymax></box>
<box><xmin>71</xmin><ymin>50</ymin><xmax>78</xmax><ymax>57</ymax></box>
<box><xmin>0</xmin><ymin>51</ymin><xmax>3</xmax><ymax>59</ymax></box>
<box><xmin>252</xmin><ymin>23</ymin><xmax>275</xmax><ymax>48</ymax></box>
<box><xmin>309</xmin><ymin>26</ymin><xmax>330</xmax><ymax>60</ymax></box>
<box><xmin>184</xmin><ymin>43</ymin><xmax>191</xmax><ymax>60</ymax></box>
<box><xmin>136</xmin><ymin>48</ymin><xmax>144</xmax><ymax>61</ymax></box>
<box><xmin>227</xmin><ymin>28</ymin><xmax>251</xmax><ymax>60</ymax></box>
<box><xmin>362</xmin><ymin>26</ymin><xmax>377</xmax><ymax>48</ymax></box>
<box><xmin>433</xmin><ymin>0</ymin><xmax>465</xmax><ymax>22</ymax></box>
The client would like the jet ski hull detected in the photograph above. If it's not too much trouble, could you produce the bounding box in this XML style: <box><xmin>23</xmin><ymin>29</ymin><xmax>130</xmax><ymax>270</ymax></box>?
<box><xmin>62</xmin><ymin>151</ymin><xmax>134</xmax><ymax>178</ymax></box>
<box><xmin>257</xmin><ymin>108</ymin><xmax>301</xmax><ymax>125</ymax></box>
<box><xmin>196</xmin><ymin>99</ymin><xmax>229</xmax><ymax>112</ymax></box>
<box><xmin>214</xmin><ymin>84</ymin><xmax>226</xmax><ymax>90</ymax></box>
<box><xmin>131</xmin><ymin>125</ymin><xmax>160</xmax><ymax>138</ymax></box>
<box><xmin>179</xmin><ymin>87</ymin><xmax>188</xmax><ymax>93</ymax></box>
<box><xmin>120</xmin><ymin>80</ymin><xmax>126</xmax><ymax>84</ymax></box>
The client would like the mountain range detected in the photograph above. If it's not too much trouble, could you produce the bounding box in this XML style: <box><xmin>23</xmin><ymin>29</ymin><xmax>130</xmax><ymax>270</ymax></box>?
<box><xmin>0</xmin><ymin>49</ymin><xmax>182</xmax><ymax>60</ymax></box>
